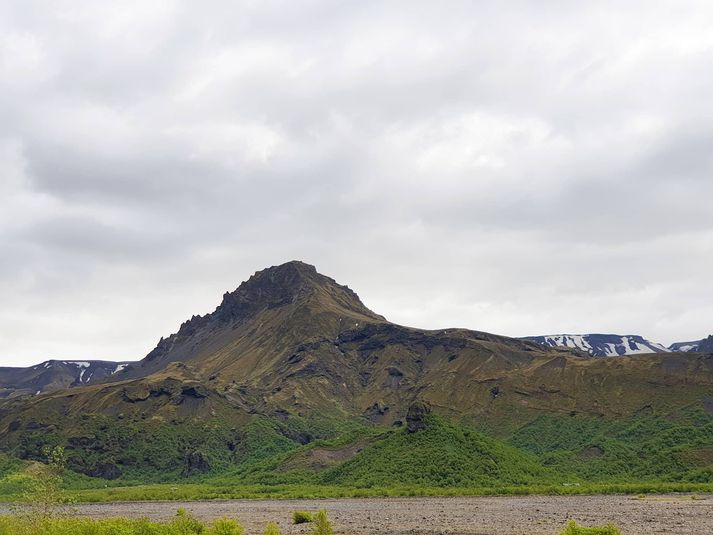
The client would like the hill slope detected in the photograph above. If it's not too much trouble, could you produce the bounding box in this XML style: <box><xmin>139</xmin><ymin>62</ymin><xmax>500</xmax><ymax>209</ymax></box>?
<box><xmin>1</xmin><ymin>261</ymin><xmax>712</xmax><ymax>485</ymax></box>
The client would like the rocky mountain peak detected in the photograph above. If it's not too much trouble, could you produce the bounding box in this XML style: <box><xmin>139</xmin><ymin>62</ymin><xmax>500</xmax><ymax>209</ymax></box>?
<box><xmin>140</xmin><ymin>261</ymin><xmax>382</xmax><ymax>369</ymax></box>
<box><xmin>213</xmin><ymin>260</ymin><xmax>377</xmax><ymax>322</ymax></box>
<box><xmin>215</xmin><ymin>261</ymin><xmax>320</xmax><ymax>319</ymax></box>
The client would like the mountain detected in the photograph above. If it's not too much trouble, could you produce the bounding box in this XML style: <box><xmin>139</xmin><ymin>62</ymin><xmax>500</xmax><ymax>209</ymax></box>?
<box><xmin>524</xmin><ymin>333</ymin><xmax>713</xmax><ymax>356</ymax></box>
<box><xmin>121</xmin><ymin>259</ymin><xmax>387</xmax><ymax>380</ymax></box>
<box><xmin>670</xmin><ymin>335</ymin><xmax>713</xmax><ymax>353</ymax></box>
<box><xmin>1</xmin><ymin>261</ymin><xmax>712</xmax><ymax>484</ymax></box>
<box><xmin>0</xmin><ymin>360</ymin><xmax>131</xmax><ymax>399</ymax></box>
<box><xmin>521</xmin><ymin>334</ymin><xmax>671</xmax><ymax>357</ymax></box>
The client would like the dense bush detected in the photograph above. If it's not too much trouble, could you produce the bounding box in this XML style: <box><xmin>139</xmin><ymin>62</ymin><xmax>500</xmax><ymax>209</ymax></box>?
<box><xmin>509</xmin><ymin>411</ymin><xmax>713</xmax><ymax>483</ymax></box>
<box><xmin>559</xmin><ymin>520</ymin><xmax>621</xmax><ymax>535</ymax></box>
<box><xmin>321</xmin><ymin>416</ymin><xmax>553</xmax><ymax>487</ymax></box>
<box><xmin>292</xmin><ymin>511</ymin><xmax>313</xmax><ymax>524</ymax></box>
<box><xmin>311</xmin><ymin>510</ymin><xmax>333</xmax><ymax>535</ymax></box>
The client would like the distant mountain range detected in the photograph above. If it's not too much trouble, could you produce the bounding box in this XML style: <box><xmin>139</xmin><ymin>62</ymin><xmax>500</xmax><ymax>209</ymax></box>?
<box><xmin>1</xmin><ymin>324</ymin><xmax>710</xmax><ymax>399</ymax></box>
<box><xmin>522</xmin><ymin>333</ymin><xmax>713</xmax><ymax>357</ymax></box>
<box><xmin>0</xmin><ymin>359</ymin><xmax>130</xmax><ymax>398</ymax></box>
<box><xmin>0</xmin><ymin>260</ymin><xmax>711</xmax><ymax>484</ymax></box>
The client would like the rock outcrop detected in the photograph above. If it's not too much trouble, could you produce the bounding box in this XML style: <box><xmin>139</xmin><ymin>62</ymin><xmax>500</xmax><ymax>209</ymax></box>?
<box><xmin>406</xmin><ymin>400</ymin><xmax>431</xmax><ymax>433</ymax></box>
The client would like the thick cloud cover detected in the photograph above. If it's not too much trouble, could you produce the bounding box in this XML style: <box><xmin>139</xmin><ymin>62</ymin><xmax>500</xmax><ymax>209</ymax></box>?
<box><xmin>1</xmin><ymin>1</ymin><xmax>712</xmax><ymax>366</ymax></box>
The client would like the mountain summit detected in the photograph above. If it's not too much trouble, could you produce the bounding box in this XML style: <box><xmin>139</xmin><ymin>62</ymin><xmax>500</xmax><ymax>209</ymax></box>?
<box><xmin>212</xmin><ymin>261</ymin><xmax>382</xmax><ymax>325</ymax></box>
<box><xmin>129</xmin><ymin>261</ymin><xmax>385</xmax><ymax>378</ymax></box>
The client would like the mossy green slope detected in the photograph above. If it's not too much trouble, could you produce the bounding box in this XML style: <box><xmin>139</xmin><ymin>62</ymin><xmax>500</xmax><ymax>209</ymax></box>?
<box><xmin>317</xmin><ymin>416</ymin><xmax>554</xmax><ymax>487</ymax></box>
<box><xmin>508</xmin><ymin>409</ymin><xmax>713</xmax><ymax>483</ymax></box>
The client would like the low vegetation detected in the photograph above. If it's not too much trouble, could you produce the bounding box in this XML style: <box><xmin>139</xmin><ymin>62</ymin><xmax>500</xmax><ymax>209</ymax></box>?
<box><xmin>1</xmin><ymin>450</ymin><xmax>630</xmax><ymax>534</ymax></box>
<box><xmin>263</xmin><ymin>521</ymin><xmax>280</xmax><ymax>535</ymax></box>
<box><xmin>0</xmin><ymin>512</ymin><xmax>246</xmax><ymax>535</ymax></box>
<box><xmin>0</xmin><ymin>513</ymin><xmax>621</xmax><ymax>535</ymax></box>
<box><xmin>2</xmin><ymin>409</ymin><xmax>713</xmax><ymax>503</ymax></box>
<box><xmin>291</xmin><ymin>510</ymin><xmax>312</xmax><ymax>524</ymax></box>
<box><xmin>508</xmin><ymin>409</ymin><xmax>713</xmax><ymax>483</ymax></box>
<box><xmin>311</xmin><ymin>510</ymin><xmax>332</xmax><ymax>535</ymax></box>
<box><xmin>559</xmin><ymin>520</ymin><xmax>621</xmax><ymax>534</ymax></box>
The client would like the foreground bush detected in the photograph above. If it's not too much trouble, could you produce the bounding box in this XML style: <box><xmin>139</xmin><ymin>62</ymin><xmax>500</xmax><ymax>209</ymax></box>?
<box><xmin>559</xmin><ymin>520</ymin><xmax>621</xmax><ymax>535</ymax></box>
<box><xmin>0</xmin><ymin>509</ymin><xmax>244</xmax><ymax>535</ymax></box>
<box><xmin>292</xmin><ymin>510</ymin><xmax>313</xmax><ymax>524</ymax></box>
<box><xmin>312</xmin><ymin>510</ymin><xmax>333</xmax><ymax>535</ymax></box>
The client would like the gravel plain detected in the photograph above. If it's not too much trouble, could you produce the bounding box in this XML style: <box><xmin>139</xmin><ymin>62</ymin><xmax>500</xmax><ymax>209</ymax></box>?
<box><xmin>3</xmin><ymin>494</ymin><xmax>710</xmax><ymax>534</ymax></box>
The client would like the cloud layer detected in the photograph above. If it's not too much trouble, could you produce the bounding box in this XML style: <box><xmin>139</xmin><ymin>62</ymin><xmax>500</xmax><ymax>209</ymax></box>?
<box><xmin>2</xmin><ymin>1</ymin><xmax>712</xmax><ymax>366</ymax></box>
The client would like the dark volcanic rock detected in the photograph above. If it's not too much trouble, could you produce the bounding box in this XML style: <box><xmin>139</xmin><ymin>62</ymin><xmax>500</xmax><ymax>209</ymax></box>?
<box><xmin>182</xmin><ymin>450</ymin><xmax>210</xmax><ymax>476</ymax></box>
<box><xmin>181</xmin><ymin>382</ymin><xmax>208</xmax><ymax>398</ymax></box>
<box><xmin>123</xmin><ymin>384</ymin><xmax>150</xmax><ymax>402</ymax></box>
<box><xmin>68</xmin><ymin>435</ymin><xmax>99</xmax><ymax>449</ymax></box>
<box><xmin>90</xmin><ymin>461</ymin><xmax>121</xmax><ymax>480</ymax></box>
<box><xmin>150</xmin><ymin>378</ymin><xmax>182</xmax><ymax>398</ymax></box>
<box><xmin>406</xmin><ymin>400</ymin><xmax>431</xmax><ymax>433</ymax></box>
<box><xmin>364</xmin><ymin>401</ymin><xmax>390</xmax><ymax>423</ymax></box>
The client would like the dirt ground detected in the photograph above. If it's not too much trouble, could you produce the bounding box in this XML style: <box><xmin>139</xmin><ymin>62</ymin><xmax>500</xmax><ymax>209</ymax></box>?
<box><xmin>3</xmin><ymin>494</ymin><xmax>712</xmax><ymax>534</ymax></box>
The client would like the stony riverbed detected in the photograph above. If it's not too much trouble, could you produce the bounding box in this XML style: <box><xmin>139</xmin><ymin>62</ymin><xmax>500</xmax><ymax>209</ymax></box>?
<box><xmin>2</xmin><ymin>494</ymin><xmax>709</xmax><ymax>534</ymax></box>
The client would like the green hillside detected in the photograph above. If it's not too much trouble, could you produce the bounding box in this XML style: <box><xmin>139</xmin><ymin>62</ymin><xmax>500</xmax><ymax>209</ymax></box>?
<box><xmin>319</xmin><ymin>416</ymin><xmax>554</xmax><ymax>487</ymax></box>
<box><xmin>508</xmin><ymin>409</ymin><xmax>713</xmax><ymax>483</ymax></box>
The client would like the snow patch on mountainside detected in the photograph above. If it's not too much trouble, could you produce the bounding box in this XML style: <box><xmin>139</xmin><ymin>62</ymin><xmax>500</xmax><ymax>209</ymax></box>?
<box><xmin>669</xmin><ymin>341</ymin><xmax>700</xmax><ymax>352</ymax></box>
<box><xmin>522</xmin><ymin>334</ymin><xmax>671</xmax><ymax>357</ymax></box>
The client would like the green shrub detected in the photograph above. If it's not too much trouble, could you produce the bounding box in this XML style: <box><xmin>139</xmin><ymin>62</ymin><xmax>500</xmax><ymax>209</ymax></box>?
<box><xmin>0</xmin><ymin>513</ymin><xmax>248</xmax><ymax>535</ymax></box>
<box><xmin>171</xmin><ymin>508</ymin><xmax>205</xmax><ymax>534</ymax></box>
<box><xmin>312</xmin><ymin>510</ymin><xmax>333</xmax><ymax>535</ymax></box>
<box><xmin>0</xmin><ymin>515</ymin><xmax>200</xmax><ymax>534</ymax></box>
<box><xmin>208</xmin><ymin>517</ymin><xmax>244</xmax><ymax>535</ymax></box>
<box><xmin>264</xmin><ymin>521</ymin><xmax>281</xmax><ymax>535</ymax></box>
<box><xmin>560</xmin><ymin>520</ymin><xmax>621</xmax><ymax>535</ymax></box>
<box><xmin>292</xmin><ymin>511</ymin><xmax>313</xmax><ymax>524</ymax></box>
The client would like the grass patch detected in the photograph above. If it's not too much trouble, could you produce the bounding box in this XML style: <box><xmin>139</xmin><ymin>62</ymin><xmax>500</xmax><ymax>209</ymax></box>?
<box><xmin>292</xmin><ymin>510</ymin><xmax>313</xmax><ymax>524</ymax></box>
<box><xmin>0</xmin><ymin>510</ymin><xmax>245</xmax><ymax>535</ymax></box>
<box><xmin>559</xmin><ymin>520</ymin><xmax>621</xmax><ymax>534</ymax></box>
<box><xmin>312</xmin><ymin>509</ymin><xmax>333</xmax><ymax>535</ymax></box>
<box><xmin>2</xmin><ymin>481</ymin><xmax>710</xmax><ymax>503</ymax></box>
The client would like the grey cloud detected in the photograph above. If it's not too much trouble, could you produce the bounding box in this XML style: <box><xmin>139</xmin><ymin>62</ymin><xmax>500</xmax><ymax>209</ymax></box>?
<box><xmin>1</xmin><ymin>0</ymin><xmax>712</xmax><ymax>366</ymax></box>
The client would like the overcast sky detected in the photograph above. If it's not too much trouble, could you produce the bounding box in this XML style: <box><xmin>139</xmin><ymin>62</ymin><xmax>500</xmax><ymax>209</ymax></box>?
<box><xmin>1</xmin><ymin>1</ymin><xmax>712</xmax><ymax>367</ymax></box>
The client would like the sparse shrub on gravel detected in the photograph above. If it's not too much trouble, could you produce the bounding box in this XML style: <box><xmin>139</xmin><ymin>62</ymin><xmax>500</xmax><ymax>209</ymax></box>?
<box><xmin>292</xmin><ymin>511</ymin><xmax>313</xmax><ymax>524</ymax></box>
<box><xmin>264</xmin><ymin>521</ymin><xmax>281</xmax><ymax>535</ymax></box>
<box><xmin>208</xmin><ymin>517</ymin><xmax>244</xmax><ymax>535</ymax></box>
<box><xmin>0</xmin><ymin>509</ymin><xmax>247</xmax><ymax>535</ymax></box>
<box><xmin>172</xmin><ymin>507</ymin><xmax>205</xmax><ymax>533</ymax></box>
<box><xmin>311</xmin><ymin>510</ymin><xmax>333</xmax><ymax>535</ymax></box>
<box><xmin>559</xmin><ymin>520</ymin><xmax>621</xmax><ymax>535</ymax></box>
